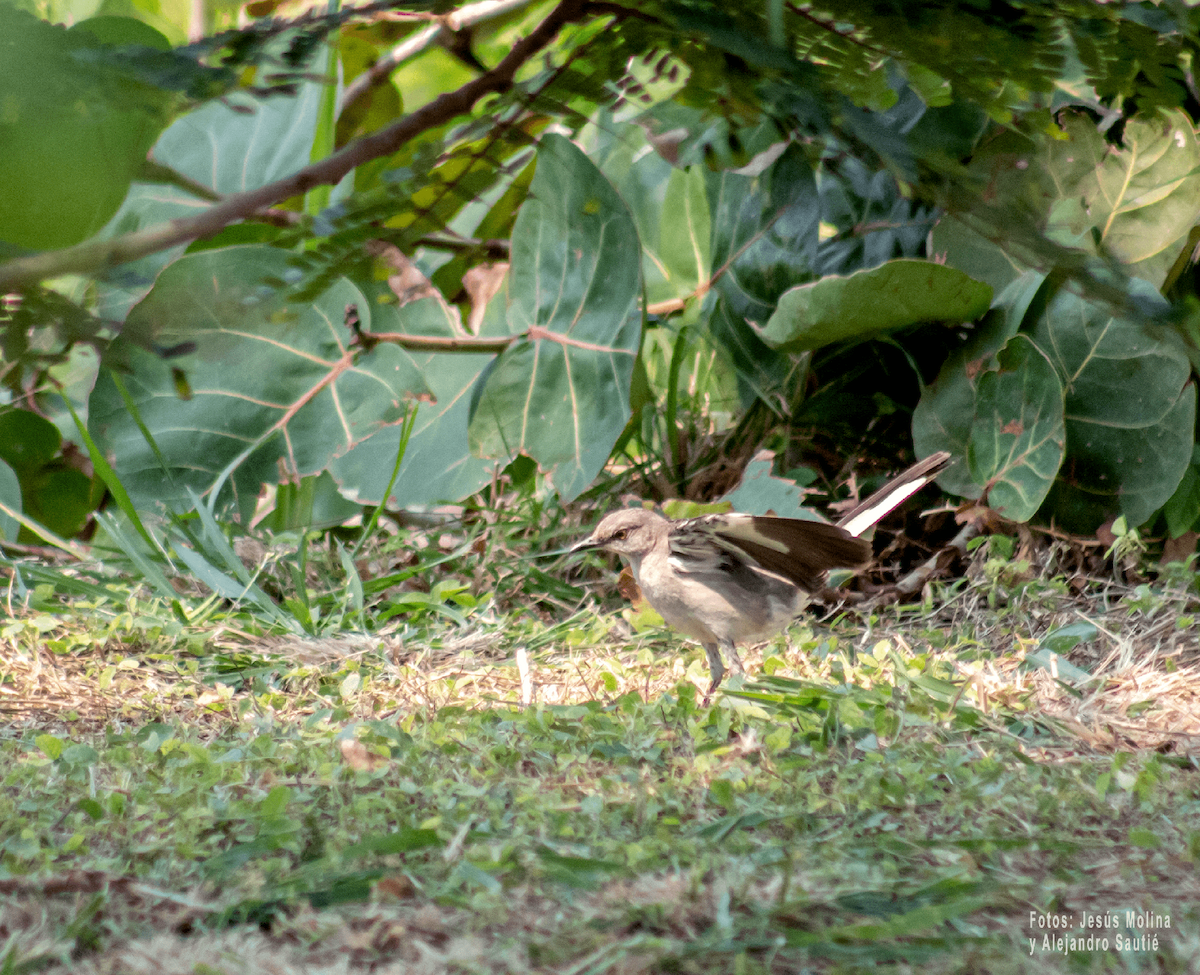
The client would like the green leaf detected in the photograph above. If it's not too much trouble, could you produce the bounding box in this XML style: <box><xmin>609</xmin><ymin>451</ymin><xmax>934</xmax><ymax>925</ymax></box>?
<box><xmin>536</xmin><ymin>845</ymin><xmax>625</xmax><ymax>889</ymax></box>
<box><xmin>702</xmin><ymin>146</ymin><xmax>817</xmax><ymax>400</ymax></box>
<box><xmin>709</xmin><ymin>777</ymin><xmax>736</xmax><ymax>811</ymax></box>
<box><xmin>259</xmin><ymin>785</ymin><xmax>291</xmax><ymax>817</ymax></box>
<box><xmin>93</xmin><ymin>184</ymin><xmax>214</xmax><ymax>322</ymax></box>
<box><xmin>1055</xmin><ymin>111</ymin><xmax>1200</xmax><ymax>283</ymax></box>
<box><xmin>929</xmin><ymin>215</ymin><xmax>1026</xmax><ymax>295</ymax></box>
<box><xmin>0</xmin><ymin>407</ymin><xmax>96</xmax><ymax>539</ymax></box>
<box><xmin>719</xmin><ymin>454</ymin><xmax>824</xmax><ymax>519</ymax></box>
<box><xmin>1021</xmin><ymin>648</ymin><xmax>1093</xmax><ymax>685</ymax></box>
<box><xmin>152</xmin><ymin>69</ymin><xmax>323</xmax><ymax>196</ymax></box>
<box><xmin>0</xmin><ymin>409</ymin><xmax>61</xmax><ymax>475</ymax></box>
<box><xmin>1040</xmin><ymin>621</ymin><xmax>1098</xmax><ymax>655</ymax></box>
<box><xmin>0</xmin><ymin>8</ymin><xmax>176</xmax><ymax>250</ymax></box>
<box><xmin>1163</xmin><ymin>445</ymin><xmax>1200</xmax><ymax>538</ymax></box>
<box><xmin>759</xmin><ymin>259</ymin><xmax>993</xmax><ymax>352</ymax></box>
<box><xmin>21</xmin><ymin>465</ymin><xmax>97</xmax><ymax>540</ymax></box>
<box><xmin>89</xmin><ymin>246</ymin><xmax>427</xmax><ymax>514</ymax></box>
<box><xmin>966</xmin><ymin>334</ymin><xmax>1065</xmax><ymax>521</ymax></box>
<box><xmin>596</xmin><ymin>123</ymin><xmax>711</xmax><ymax>304</ymax></box>
<box><xmin>1033</xmin><ymin>284</ymin><xmax>1195</xmax><ymax>529</ymax></box>
<box><xmin>1128</xmin><ymin>827</ymin><xmax>1161</xmax><ymax>848</ymax></box>
<box><xmin>331</xmin><ymin>299</ymin><xmax>496</xmax><ymax>508</ymax></box>
<box><xmin>0</xmin><ymin>459</ymin><xmax>18</xmax><ymax>542</ymax></box>
<box><xmin>934</xmin><ymin>111</ymin><xmax>1200</xmax><ymax>292</ymax></box>
<box><xmin>35</xmin><ymin>734</ymin><xmax>65</xmax><ymax>760</ymax></box>
<box><xmin>333</xmin><ymin>355</ymin><xmax>496</xmax><ymax>507</ymax></box>
<box><xmin>468</xmin><ymin>134</ymin><xmax>642</xmax><ymax>500</ymax></box>
<box><xmin>912</xmin><ymin>274</ymin><xmax>1042</xmax><ymax>498</ymax></box>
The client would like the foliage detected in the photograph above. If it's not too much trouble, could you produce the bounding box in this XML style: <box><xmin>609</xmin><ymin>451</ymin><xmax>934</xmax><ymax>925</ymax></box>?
<box><xmin>2</xmin><ymin>0</ymin><xmax>1200</xmax><ymax>547</ymax></box>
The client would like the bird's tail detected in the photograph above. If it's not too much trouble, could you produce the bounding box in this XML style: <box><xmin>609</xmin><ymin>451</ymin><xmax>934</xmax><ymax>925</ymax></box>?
<box><xmin>836</xmin><ymin>452</ymin><xmax>951</xmax><ymax>538</ymax></box>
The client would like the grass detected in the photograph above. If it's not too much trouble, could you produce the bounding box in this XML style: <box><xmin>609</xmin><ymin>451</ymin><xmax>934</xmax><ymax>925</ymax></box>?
<box><xmin>2</xmin><ymin>511</ymin><xmax>1200</xmax><ymax>973</ymax></box>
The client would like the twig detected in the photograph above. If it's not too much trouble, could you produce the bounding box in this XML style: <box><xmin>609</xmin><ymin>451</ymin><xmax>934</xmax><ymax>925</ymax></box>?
<box><xmin>0</xmin><ymin>0</ymin><xmax>590</xmax><ymax>291</ymax></box>
<box><xmin>340</xmin><ymin>0</ymin><xmax>539</xmax><ymax>117</ymax></box>
<box><xmin>360</xmin><ymin>330</ymin><xmax>514</xmax><ymax>353</ymax></box>
<box><xmin>893</xmin><ymin>520</ymin><xmax>979</xmax><ymax>596</ymax></box>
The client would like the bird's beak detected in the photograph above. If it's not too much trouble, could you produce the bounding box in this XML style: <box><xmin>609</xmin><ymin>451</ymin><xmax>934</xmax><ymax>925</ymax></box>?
<box><xmin>569</xmin><ymin>534</ymin><xmax>601</xmax><ymax>554</ymax></box>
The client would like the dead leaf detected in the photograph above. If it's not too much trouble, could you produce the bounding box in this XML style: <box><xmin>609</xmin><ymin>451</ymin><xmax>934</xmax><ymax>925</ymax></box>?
<box><xmin>339</xmin><ymin>738</ymin><xmax>388</xmax><ymax>771</ymax></box>
<box><xmin>364</xmin><ymin>241</ymin><xmax>439</xmax><ymax>306</ymax></box>
<box><xmin>1096</xmin><ymin>519</ymin><xmax>1117</xmax><ymax>550</ymax></box>
<box><xmin>617</xmin><ymin>566</ymin><xmax>642</xmax><ymax>604</ymax></box>
<box><xmin>1160</xmin><ymin>531</ymin><xmax>1197</xmax><ymax>567</ymax></box>
<box><xmin>374</xmin><ymin>874</ymin><xmax>416</xmax><ymax>900</ymax></box>
<box><xmin>462</xmin><ymin>262</ymin><xmax>508</xmax><ymax>334</ymax></box>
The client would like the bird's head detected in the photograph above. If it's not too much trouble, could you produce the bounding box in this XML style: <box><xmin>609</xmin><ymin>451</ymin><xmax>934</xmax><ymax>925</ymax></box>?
<box><xmin>570</xmin><ymin>508</ymin><xmax>664</xmax><ymax>559</ymax></box>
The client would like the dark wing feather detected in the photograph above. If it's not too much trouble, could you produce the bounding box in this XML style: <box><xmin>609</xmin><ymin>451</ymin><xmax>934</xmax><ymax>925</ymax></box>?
<box><xmin>681</xmin><ymin>514</ymin><xmax>869</xmax><ymax>592</ymax></box>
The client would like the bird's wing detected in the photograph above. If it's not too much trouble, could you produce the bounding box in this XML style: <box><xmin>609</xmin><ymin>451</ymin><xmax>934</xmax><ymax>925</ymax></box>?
<box><xmin>670</xmin><ymin>514</ymin><xmax>869</xmax><ymax>591</ymax></box>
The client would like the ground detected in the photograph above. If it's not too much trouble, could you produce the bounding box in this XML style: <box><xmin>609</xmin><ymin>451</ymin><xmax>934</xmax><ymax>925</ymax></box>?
<box><xmin>2</xmin><ymin>536</ymin><xmax>1199</xmax><ymax>973</ymax></box>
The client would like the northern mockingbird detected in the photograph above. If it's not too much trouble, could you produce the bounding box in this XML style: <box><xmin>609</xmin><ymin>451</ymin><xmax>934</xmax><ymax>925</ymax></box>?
<box><xmin>571</xmin><ymin>452</ymin><xmax>950</xmax><ymax>699</ymax></box>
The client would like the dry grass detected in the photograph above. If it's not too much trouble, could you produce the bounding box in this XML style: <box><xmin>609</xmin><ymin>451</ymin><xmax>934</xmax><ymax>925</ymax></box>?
<box><xmin>4</xmin><ymin>574</ymin><xmax>1198</xmax><ymax>753</ymax></box>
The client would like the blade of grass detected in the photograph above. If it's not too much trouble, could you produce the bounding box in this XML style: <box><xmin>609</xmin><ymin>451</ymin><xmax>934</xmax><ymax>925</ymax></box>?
<box><xmin>110</xmin><ymin>373</ymin><xmax>177</xmax><ymax>489</ymax></box>
<box><xmin>184</xmin><ymin>487</ymin><xmax>255</xmax><ymax>585</ymax></box>
<box><xmin>0</xmin><ymin>496</ymin><xmax>89</xmax><ymax>559</ymax></box>
<box><xmin>665</xmin><ymin>324</ymin><xmax>688</xmax><ymax>490</ymax></box>
<box><xmin>349</xmin><ymin>404</ymin><xmax>418</xmax><ymax>561</ymax></box>
<box><xmin>64</xmin><ymin>387</ymin><xmax>167</xmax><ymax>557</ymax></box>
<box><xmin>336</xmin><ymin>540</ymin><xmax>364</xmax><ymax>617</ymax></box>
<box><xmin>95</xmin><ymin>511</ymin><xmax>178</xmax><ymax>599</ymax></box>
<box><xmin>303</xmin><ymin>8</ymin><xmax>340</xmax><ymax>222</ymax></box>
<box><xmin>171</xmin><ymin>542</ymin><xmax>296</xmax><ymax>629</ymax></box>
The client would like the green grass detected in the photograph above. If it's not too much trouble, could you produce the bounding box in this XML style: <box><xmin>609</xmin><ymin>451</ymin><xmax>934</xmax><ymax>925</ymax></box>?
<box><xmin>2</xmin><ymin>520</ymin><xmax>1200</xmax><ymax>973</ymax></box>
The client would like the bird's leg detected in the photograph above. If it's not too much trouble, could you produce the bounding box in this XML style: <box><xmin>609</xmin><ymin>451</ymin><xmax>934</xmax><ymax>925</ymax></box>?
<box><xmin>702</xmin><ymin>643</ymin><xmax>725</xmax><ymax>706</ymax></box>
<box><xmin>723</xmin><ymin>639</ymin><xmax>744</xmax><ymax>676</ymax></box>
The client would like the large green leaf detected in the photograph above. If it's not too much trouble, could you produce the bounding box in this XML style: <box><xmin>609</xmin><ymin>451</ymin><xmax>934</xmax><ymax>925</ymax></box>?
<box><xmin>89</xmin><ymin>246</ymin><xmax>427</xmax><ymax>513</ymax></box>
<box><xmin>93</xmin><ymin>184</ymin><xmax>214</xmax><ymax>322</ymax></box>
<box><xmin>594</xmin><ymin>123</ymin><xmax>711</xmax><ymax>306</ymax></box>
<box><xmin>0</xmin><ymin>407</ymin><xmax>98</xmax><ymax>539</ymax></box>
<box><xmin>966</xmin><ymin>334</ymin><xmax>1064</xmax><ymax>521</ymax></box>
<box><xmin>1053</xmin><ymin>110</ymin><xmax>1200</xmax><ymax>280</ymax></box>
<box><xmin>934</xmin><ymin>110</ymin><xmax>1200</xmax><ymax>291</ymax></box>
<box><xmin>759</xmin><ymin>259</ymin><xmax>993</xmax><ymax>352</ymax></box>
<box><xmin>1032</xmin><ymin>287</ymin><xmax>1195</xmax><ymax>529</ymax></box>
<box><xmin>912</xmin><ymin>272</ymin><xmax>1051</xmax><ymax>500</ymax></box>
<box><xmin>0</xmin><ymin>9</ymin><xmax>176</xmax><ymax>250</ymax></box>
<box><xmin>1033</xmin><ymin>284</ymin><xmax>1191</xmax><ymax>431</ymax></box>
<box><xmin>703</xmin><ymin>145</ymin><xmax>818</xmax><ymax>400</ymax></box>
<box><xmin>468</xmin><ymin>134</ymin><xmax>642</xmax><ymax>501</ymax></box>
<box><xmin>91</xmin><ymin>59</ymin><xmax>327</xmax><ymax>321</ymax></box>
<box><xmin>1042</xmin><ymin>384</ymin><xmax>1195</xmax><ymax>531</ymax></box>
<box><xmin>1163</xmin><ymin>445</ymin><xmax>1200</xmax><ymax>539</ymax></box>
<box><xmin>152</xmin><ymin>69</ymin><xmax>323</xmax><ymax>195</ymax></box>
<box><xmin>928</xmin><ymin>215</ymin><xmax>1025</xmax><ymax>295</ymax></box>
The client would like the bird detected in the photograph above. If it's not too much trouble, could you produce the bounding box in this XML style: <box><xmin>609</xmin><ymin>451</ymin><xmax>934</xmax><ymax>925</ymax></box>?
<box><xmin>570</xmin><ymin>452</ymin><xmax>950</xmax><ymax>700</ymax></box>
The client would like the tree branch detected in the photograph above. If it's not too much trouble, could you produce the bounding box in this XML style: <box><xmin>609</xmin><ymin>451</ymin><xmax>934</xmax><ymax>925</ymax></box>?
<box><xmin>340</xmin><ymin>0</ymin><xmax>540</xmax><ymax>119</ymax></box>
<box><xmin>0</xmin><ymin>0</ymin><xmax>589</xmax><ymax>292</ymax></box>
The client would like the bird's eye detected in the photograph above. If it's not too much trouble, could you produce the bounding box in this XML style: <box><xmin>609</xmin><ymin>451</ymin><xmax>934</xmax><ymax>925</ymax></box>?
<box><xmin>612</xmin><ymin>528</ymin><xmax>629</xmax><ymax>540</ymax></box>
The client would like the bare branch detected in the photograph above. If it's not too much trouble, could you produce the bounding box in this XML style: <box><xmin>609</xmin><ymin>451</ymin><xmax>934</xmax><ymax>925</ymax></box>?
<box><xmin>363</xmin><ymin>330</ymin><xmax>515</xmax><ymax>353</ymax></box>
<box><xmin>0</xmin><ymin>0</ymin><xmax>589</xmax><ymax>292</ymax></box>
<box><xmin>340</xmin><ymin>0</ymin><xmax>542</xmax><ymax>117</ymax></box>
